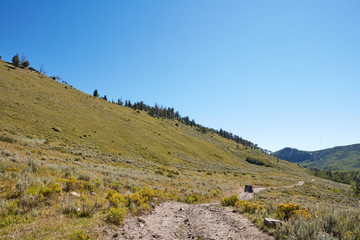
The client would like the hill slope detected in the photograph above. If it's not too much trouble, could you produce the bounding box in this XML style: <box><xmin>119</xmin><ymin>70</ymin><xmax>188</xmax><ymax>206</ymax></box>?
<box><xmin>273</xmin><ymin>144</ymin><xmax>360</xmax><ymax>170</ymax></box>
<box><xmin>2</xmin><ymin>59</ymin><xmax>356</xmax><ymax>239</ymax></box>
<box><xmin>0</xmin><ymin>60</ymin><xmax>307</xmax><ymax>185</ymax></box>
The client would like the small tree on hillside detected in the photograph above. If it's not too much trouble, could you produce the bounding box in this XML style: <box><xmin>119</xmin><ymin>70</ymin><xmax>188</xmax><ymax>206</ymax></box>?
<box><xmin>102</xmin><ymin>95</ymin><xmax>107</xmax><ymax>101</ymax></box>
<box><xmin>353</xmin><ymin>176</ymin><xmax>360</xmax><ymax>197</ymax></box>
<box><xmin>93</xmin><ymin>89</ymin><xmax>99</xmax><ymax>97</ymax></box>
<box><xmin>20</xmin><ymin>54</ymin><xmax>30</xmax><ymax>68</ymax></box>
<box><xmin>22</xmin><ymin>60</ymin><xmax>30</xmax><ymax>68</ymax></box>
<box><xmin>12</xmin><ymin>54</ymin><xmax>20</xmax><ymax>67</ymax></box>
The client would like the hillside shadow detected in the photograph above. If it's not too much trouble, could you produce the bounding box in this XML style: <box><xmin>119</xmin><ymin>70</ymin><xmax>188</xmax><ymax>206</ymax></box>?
<box><xmin>5</xmin><ymin>64</ymin><xmax>15</xmax><ymax>70</ymax></box>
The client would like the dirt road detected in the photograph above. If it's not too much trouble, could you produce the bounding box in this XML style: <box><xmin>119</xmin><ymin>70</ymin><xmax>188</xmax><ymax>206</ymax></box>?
<box><xmin>111</xmin><ymin>202</ymin><xmax>273</xmax><ymax>240</ymax></box>
<box><xmin>111</xmin><ymin>181</ymin><xmax>306</xmax><ymax>240</ymax></box>
<box><xmin>238</xmin><ymin>181</ymin><xmax>304</xmax><ymax>200</ymax></box>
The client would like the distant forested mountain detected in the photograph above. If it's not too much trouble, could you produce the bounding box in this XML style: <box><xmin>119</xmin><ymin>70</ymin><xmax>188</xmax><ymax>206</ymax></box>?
<box><xmin>273</xmin><ymin>144</ymin><xmax>360</xmax><ymax>170</ymax></box>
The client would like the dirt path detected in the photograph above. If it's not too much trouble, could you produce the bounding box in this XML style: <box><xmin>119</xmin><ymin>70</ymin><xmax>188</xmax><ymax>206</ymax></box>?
<box><xmin>111</xmin><ymin>202</ymin><xmax>273</xmax><ymax>240</ymax></box>
<box><xmin>238</xmin><ymin>181</ymin><xmax>304</xmax><ymax>200</ymax></box>
<box><xmin>111</xmin><ymin>180</ymin><xmax>306</xmax><ymax>240</ymax></box>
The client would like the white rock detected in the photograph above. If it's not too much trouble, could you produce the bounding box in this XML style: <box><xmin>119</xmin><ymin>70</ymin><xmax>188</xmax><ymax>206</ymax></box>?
<box><xmin>70</xmin><ymin>191</ymin><xmax>80</xmax><ymax>197</ymax></box>
<box><xmin>264</xmin><ymin>218</ymin><xmax>283</xmax><ymax>226</ymax></box>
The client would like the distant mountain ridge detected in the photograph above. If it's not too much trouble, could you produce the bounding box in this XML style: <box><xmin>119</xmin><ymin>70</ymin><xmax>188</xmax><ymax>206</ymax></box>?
<box><xmin>273</xmin><ymin>144</ymin><xmax>360</xmax><ymax>171</ymax></box>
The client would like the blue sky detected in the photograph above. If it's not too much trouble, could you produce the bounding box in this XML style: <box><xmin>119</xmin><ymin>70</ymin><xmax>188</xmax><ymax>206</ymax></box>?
<box><xmin>1</xmin><ymin>0</ymin><xmax>359</xmax><ymax>151</ymax></box>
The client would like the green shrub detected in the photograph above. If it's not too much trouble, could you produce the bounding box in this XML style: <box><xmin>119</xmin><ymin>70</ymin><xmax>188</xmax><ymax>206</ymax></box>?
<box><xmin>0</xmin><ymin>135</ymin><xmax>16</xmax><ymax>143</ymax></box>
<box><xmin>83</xmin><ymin>182</ymin><xmax>96</xmax><ymax>192</ymax></box>
<box><xmin>78</xmin><ymin>172</ymin><xmax>91</xmax><ymax>181</ymax></box>
<box><xmin>78</xmin><ymin>200</ymin><xmax>100</xmax><ymax>218</ymax></box>
<box><xmin>235</xmin><ymin>201</ymin><xmax>264</xmax><ymax>213</ymax></box>
<box><xmin>186</xmin><ymin>193</ymin><xmax>200</xmax><ymax>204</ymax></box>
<box><xmin>40</xmin><ymin>185</ymin><xmax>52</xmax><ymax>198</ymax></box>
<box><xmin>21</xmin><ymin>60</ymin><xmax>30</xmax><ymax>68</ymax></box>
<box><xmin>53</xmin><ymin>183</ymin><xmax>62</xmax><ymax>193</ymax></box>
<box><xmin>62</xmin><ymin>197</ymin><xmax>80</xmax><ymax>216</ymax></box>
<box><xmin>106</xmin><ymin>207</ymin><xmax>126</xmax><ymax>225</ymax></box>
<box><xmin>1</xmin><ymin>200</ymin><xmax>19</xmax><ymax>216</ymax></box>
<box><xmin>27</xmin><ymin>159</ymin><xmax>40</xmax><ymax>173</ymax></box>
<box><xmin>106</xmin><ymin>189</ymin><xmax>117</xmax><ymax>199</ymax></box>
<box><xmin>245</xmin><ymin>157</ymin><xmax>271</xmax><ymax>167</ymax></box>
<box><xmin>67</xmin><ymin>230</ymin><xmax>91</xmax><ymax>240</ymax></box>
<box><xmin>20</xmin><ymin>192</ymin><xmax>42</xmax><ymax>211</ymax></box>
<box><xmin>64</xmin><ymin>179</ymin><xmax>82</xmax><ymax>192</ymax></box>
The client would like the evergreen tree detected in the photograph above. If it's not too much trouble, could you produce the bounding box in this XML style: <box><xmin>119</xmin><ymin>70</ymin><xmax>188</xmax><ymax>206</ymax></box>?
<box><xmin>93</xmin><ymin>89</ymin><xmax>99</xmax><ymax>97</ymax></box>
<box><xmin>175</xmin><ymin>111</ymin><xmax>180</xmax><ymax>120</ymax></box>
<box><xmin>354</xmin><ymin>175</ymin><xmax>360</xmax><ymax>196</ymax></box>
<box><xmin>154</xmin><ymin>103</ymin><xmax>160</xmax><ymax>116</ymax></box>
<box><xmin>103</xmin><ymin>95</ymin><xmax>108</xmax><ymax>101</ymax></box>
<box><xmin>12</xmin><ymin>54</ymin><xmax>20</xmax><ymax>67</ymax></box>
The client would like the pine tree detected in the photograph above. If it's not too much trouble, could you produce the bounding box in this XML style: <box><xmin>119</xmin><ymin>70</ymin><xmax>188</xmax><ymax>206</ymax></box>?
<box><xmin>117</xmin><ymin>99</ymin><xmax>123</xmax><ymax>106</ymax></box>
<box><xmin>93</xmin><ymin>89</ymin><xmax>99</xmax><ymax>97</ymax></box>
<box><xmin>354</xmin><ymin>176</ymin><xmax>360</xmax><ymax>196</ymax></box>
<box><xmin>12</xmin><ymin>54</ymin><xmax>20</xmax><ymax>67</ymax></box>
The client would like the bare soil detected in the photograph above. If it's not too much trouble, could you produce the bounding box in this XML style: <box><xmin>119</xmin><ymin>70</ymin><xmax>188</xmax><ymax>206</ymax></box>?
<box><xmin>110</xmin><ymin>202</ymin><xmax>273</xmax><ymax>240</ymax></box>
<box><xmin>108</xmin><ymin>181</ymin><xmax>305</xmax><ymax>240</ymax></box>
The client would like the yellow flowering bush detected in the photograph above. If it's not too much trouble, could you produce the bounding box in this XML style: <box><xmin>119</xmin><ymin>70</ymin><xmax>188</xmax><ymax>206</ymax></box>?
<box><xmin>108</xmin><ymin>193</ymin><xmax>126</xmax><ymax>208</ymax></box>
<box><xmin>235</xmin><ymin>200</ymin><xmax>264</xmax><ymax>213</ymax></box>
<box><xmin>186</xmin><ymin>193</ymin><xmax>200</xmax><ymax>204</ymax></box>
<box><xmin>277</xmin><ymin>203</ymin><xmax>311</xmax><ymax>220</ymax></box>
<box><xmin>220</xmin><ymin>195</ymin><xmax>239</xmax><ymax>206</ymax></box>
<box><xmin>139</xmin><ymin>185</ymin><xmax>154</xmax><ymax>198</ymax></box>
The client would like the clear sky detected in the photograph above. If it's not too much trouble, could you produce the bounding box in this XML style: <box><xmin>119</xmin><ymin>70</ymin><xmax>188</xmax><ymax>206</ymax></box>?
<box><xmin>1</xmin><ymin>0</ymin><xmax>359</xmax><ymax>152</ymax></box>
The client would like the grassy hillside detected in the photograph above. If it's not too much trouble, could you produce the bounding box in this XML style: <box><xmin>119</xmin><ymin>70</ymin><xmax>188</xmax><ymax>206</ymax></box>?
<box><xmin>0</xmin><ymin>60</ymin><xmax>307</xmax><ymax>187</ymax></box>
<box><xmin>274</xmin><ymin>144</ymin><xmax>360</xmax><ymax>170</ymax></box>
<box><xmin>0</xmin><ymin>59</ymin><xmax>357</xmax><ymax>239</ymax></box>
